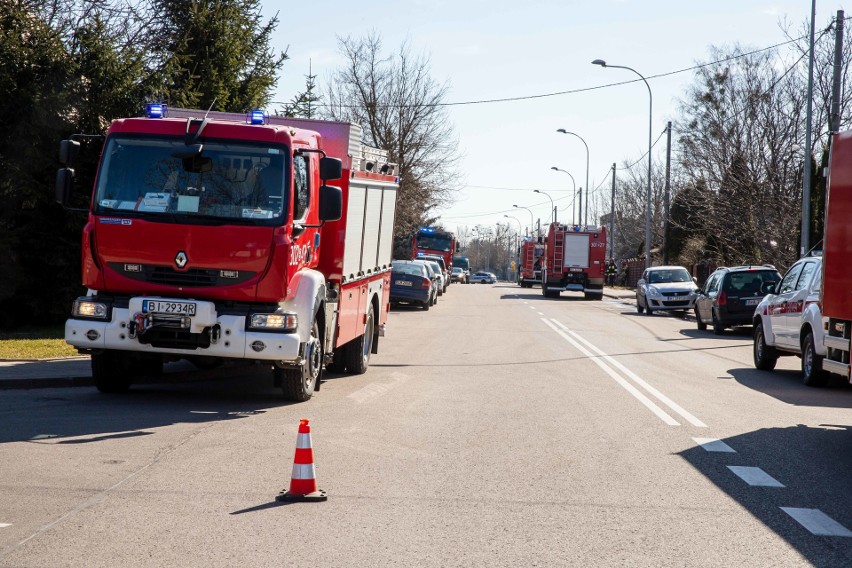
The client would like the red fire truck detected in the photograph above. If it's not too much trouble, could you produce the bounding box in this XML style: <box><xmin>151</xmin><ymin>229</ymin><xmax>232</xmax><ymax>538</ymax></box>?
<box><xmin>412</xmin><ymin>227</ymin><xmax>456</xmax><ymax>270</ymax></box>
<box><xmin>541</xmin><ymin>223</ymin><xmax>607</xmax><ymax>299</ymax></box>
<box><xmin>811</xmin><ymin>129</ymin><xmax>852</xmax><ymax>382</ymax></box>
<box><xmin>518</xmin><ymin>238</ymin><xmax>545</xmax><ymax>288</ymax></box>
<box><xmin>55</xmin><ymin>105</ymin><xmax>398</xmax><ymax>401</ymax></box>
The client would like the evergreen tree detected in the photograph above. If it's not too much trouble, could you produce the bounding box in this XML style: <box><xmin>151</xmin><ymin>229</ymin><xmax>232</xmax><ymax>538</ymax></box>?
<box><xmin>149</xmin><ymin>0</ymin><xmax>288</xmax><ymax>112</ymax></box>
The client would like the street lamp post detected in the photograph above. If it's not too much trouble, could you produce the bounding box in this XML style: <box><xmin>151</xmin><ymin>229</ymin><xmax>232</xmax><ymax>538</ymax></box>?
<box><xmin>593</xmin><ymin>58</ymin><xmax>653</xmax><ymax>269</ymax></box>
<box><xmin>550</xmin><ymin>167</ymin><xmax>577</xmax><ymax>224</ymax></box>
<box><xmin>533</xmin><ymin>189</ymin><xmax>556</xmax><ymax>224</ymax></box>
<box><xmin>504</xmin><ymin>214</ymin><xmax>522</xmax><ymax>280</ymax></box>
<box><xmin>556</xmin><ymin>129</ymin><xmax>590</xmax><ymax>227</ymax></box>
<box><xmin>513</xmin><ymin>204</ymin><xmax>535</xmax><ymax>237</ymax></box>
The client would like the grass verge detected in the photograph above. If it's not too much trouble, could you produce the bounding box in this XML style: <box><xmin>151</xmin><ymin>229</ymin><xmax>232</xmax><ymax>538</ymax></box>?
<box><xmin>0</xmin><ymin>327</ymin><xmax>79</xmax><ymax>360</ymax></box>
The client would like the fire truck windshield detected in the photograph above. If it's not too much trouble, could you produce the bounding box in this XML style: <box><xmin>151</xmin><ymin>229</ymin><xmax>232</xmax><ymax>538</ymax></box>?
<box><xmin>416</xmin><ymin>232</ymin><xmax>453</xmax><ymax>252</ymax></box>
<box><xmin>93</xmin><ymin>135</ymin><xmax>288</xmax><ymax>224</ymax></box>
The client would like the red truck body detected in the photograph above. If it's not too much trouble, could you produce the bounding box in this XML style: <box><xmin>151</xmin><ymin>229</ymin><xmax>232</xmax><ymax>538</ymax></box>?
<box><xmin>59</xmin><ymin>106</ymin><xmax>398</xmax><ymax>400</ymax></box>
<box><xmin>819</xmin><ymin>129</ymin><xmax>852</xmax><ymax>381</ymax></box>
<box><xmin>541</xmin><ymin>224</ymin><xmax>607</xmax><ymax>299</ymax></box>
<box><xmin>518</xmin><ymin>239</ymin><xmax>545</xmax><ymax>288</ymax></box>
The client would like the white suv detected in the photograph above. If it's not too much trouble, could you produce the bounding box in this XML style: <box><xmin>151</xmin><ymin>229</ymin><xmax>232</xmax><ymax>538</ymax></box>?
<box><xmin>752</xmin><ymin>255</ymin><xmax>826</xmax><ymax>385</ymax></box>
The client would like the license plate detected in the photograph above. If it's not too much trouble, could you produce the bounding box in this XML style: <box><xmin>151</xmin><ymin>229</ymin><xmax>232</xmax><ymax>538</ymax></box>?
<box><xmin>745</xmin><ymin>298</ymin><xmax>760</xmax><ymax>306</ymax></box>
<box><xmin>142</xmin><ymin>299</ymin><xmax>197</xmax><ymax>315</ymax></box>
<box><xmin>395</xmin><ymin>280</ymin><xmax>412</xmax><ymax>287</ymax></box>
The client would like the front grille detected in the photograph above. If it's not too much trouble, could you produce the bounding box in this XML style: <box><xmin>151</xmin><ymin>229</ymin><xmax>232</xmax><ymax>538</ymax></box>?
<box><xmin>149</xmin><ymin>266</ymin><xmax>217</xmax><ymax>287</ymax></box>
<box><xmin>662</xmin><ymin>291</ymin><xmax>690</xmax><ymax>297</ymax></box>
<box><xmin>662</xmin><ymin>300</ymin><xmax>690</xmax><ymax>307</ymax></box>
<box><xmin>137</xmin><ymin>328</ymin><xmax>212</xmax><ymax>350</ymax></box>
<box><xmin>109</xmin><ymin>263</ymin><xmax>256</xmax><ymax>288</ymax></box>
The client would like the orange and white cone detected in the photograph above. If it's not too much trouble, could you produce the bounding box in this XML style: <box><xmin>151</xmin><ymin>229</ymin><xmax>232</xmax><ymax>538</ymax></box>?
<box><xmin>276</xmin><ymin>419</ymin><xmax>327</xmax><ymax>502</ymax></box>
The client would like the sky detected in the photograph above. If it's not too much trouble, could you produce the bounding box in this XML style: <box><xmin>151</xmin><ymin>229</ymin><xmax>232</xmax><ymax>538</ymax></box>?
<box><xmin>266</xmin><ymin>0</ymin><xmax>840</xmax><ymax>237</ymax></box>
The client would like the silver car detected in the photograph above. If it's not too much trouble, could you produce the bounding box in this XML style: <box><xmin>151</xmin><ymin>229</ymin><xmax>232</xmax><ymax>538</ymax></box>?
<box><xmin>636</xmin><ymin>265</ymin><xmax>698</xmax><ymax>315</ymax></box>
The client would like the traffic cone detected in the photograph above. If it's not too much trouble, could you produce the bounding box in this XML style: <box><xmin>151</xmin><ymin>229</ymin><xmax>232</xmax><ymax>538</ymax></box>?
<box><xmin>276</xmin><ymin>419</ymin><xmax>327</xmax><ymax>502</ymax></box>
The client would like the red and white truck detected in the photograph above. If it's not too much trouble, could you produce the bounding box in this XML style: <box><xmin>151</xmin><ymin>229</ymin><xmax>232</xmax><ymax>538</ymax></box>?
<box><xmin>55</xmin><ymin>105</ymin><xmax>398</xmax><ymax>401</ymax></box>
<box><xmin>518</xmin><ymin>238</ymin><xmax>545</xmax><ymax>288</ymax></box>
<box><xmin>752</xmin><ymin>129</ymin><xmax>852</xmax><ymax>386</ymax></box>
<box><xmin>540</xmin><ymin>223</ymin><xmax>607</xmax><ymax>299</ymax></box>
<box><xmin>412</xmin><ymin>227</ymin><xmax>456</xmax><ymax>271</ymax></box>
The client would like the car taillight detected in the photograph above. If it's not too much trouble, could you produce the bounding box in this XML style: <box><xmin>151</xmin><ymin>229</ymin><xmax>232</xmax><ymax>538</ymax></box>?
<box><xmin>718</xmin><ymin>290</ymin><xmax>727</xmax><ymax>306</ymax></box>
<box><xmin>421</xmin><ymin>279</ymin><xmax>431</xmax><ymax>289</ymax></box>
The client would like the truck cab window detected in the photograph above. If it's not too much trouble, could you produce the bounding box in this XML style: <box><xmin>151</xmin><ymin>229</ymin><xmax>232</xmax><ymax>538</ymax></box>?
<box><xmin>293</xmin><ymin>154</ymin><xmax>310</xmax><ymax>221</ymax></box>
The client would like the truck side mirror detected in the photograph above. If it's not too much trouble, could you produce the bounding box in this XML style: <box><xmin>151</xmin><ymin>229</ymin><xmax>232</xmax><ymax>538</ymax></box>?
<box><xmin>59</xmin><ymin>140</ymin><xmax>80</xmax><ymax>166</ymax></box>
<box><xmin>320</xmin><ymin>157</ymin><xmax>343</xmax><ymax>181</ymax></box>
<box><xmin>55</xmin><ymin>168</ymin><xmax>74</xmax><ymax>206</ymax></box>
<box><xmin>319</xmin><ymin>185</ymin><xmax>342</xmax><ymax>221</ymax></box>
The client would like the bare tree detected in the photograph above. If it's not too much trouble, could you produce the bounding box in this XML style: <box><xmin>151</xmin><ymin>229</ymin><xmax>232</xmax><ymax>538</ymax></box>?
<box><xmin>325</xmin><ymin>32</ymin><xmax>461</xmax><ymax>242</ymax></box>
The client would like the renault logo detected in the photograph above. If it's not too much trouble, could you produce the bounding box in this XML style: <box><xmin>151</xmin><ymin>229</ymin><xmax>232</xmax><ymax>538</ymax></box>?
<box><xmin>175</xmin><ymin>251</ymin><xmax>188</xmax><ymax>269</ymax></box>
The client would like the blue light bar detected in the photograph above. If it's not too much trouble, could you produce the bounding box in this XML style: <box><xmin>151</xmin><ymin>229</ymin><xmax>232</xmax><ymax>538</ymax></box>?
<box><xmin>248</xmin><ymin>109</ymin><xmax>267</xmax><ymax>125</ymax></box>
<box><xmin>421</xmin><ymin>227</ymin><xmax>435</xmax><ymax>234</ymax></box>
<box><xmin>145</xmin><ymin>103</ymin><xmax>167</xmax><ymax>118</ymax></box>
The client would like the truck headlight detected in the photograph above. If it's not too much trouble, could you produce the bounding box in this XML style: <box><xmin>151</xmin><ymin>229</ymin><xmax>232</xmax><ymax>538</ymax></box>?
<box><xmin>249</xmin><ymin>312</ymin><xmax>298</xmax><ymax>332</ymax></box>
<box><xmin>72</xmin><ymin>299</ymin><xmax>108</xmax><ymax>320</ymax></box>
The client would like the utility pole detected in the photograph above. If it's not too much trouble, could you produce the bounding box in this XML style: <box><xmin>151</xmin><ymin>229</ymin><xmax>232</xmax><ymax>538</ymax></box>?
<box><xmin>831</xmin><ymin>10</ymin><xmax>845</xmax><ymax>134</ymax></box>
<box><xmin>801</xmin><ymin>0</ymin><xmax>817</xmax><ymax>256</ymax></box>
<box><xmin>610</xmin><ymin>163</ymin><xmax>616</xmax><ymax>258</ymax></box>
<box><xmin>664</xmin><ymin>121</ymin><xmax>672</xmax><ymax>264</ymax></box>
<box><xmin>577</xmin><ymin>188</ymin><xmax>583</xmax><ymax>227</ymax></box>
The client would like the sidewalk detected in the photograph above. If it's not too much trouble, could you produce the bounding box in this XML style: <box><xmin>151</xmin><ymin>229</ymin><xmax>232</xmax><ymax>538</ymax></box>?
<box><xmin>602</xmin><ymin>286</ymin><xmax>635</xmax><ymax>301</ymax></box>
<box><xmin>0</xmin><ymin>357</ymin><xmax>94</xmax><ymax>390</ymax></box>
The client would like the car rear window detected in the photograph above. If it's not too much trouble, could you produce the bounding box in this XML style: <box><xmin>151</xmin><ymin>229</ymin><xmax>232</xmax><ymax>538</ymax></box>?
<box><xmin>393</xmin><ymin>264</ymin><xmax>425</xmax><ymax>277</ymax></box>
<box><xmin>722</xmin><ymin>271</ymin><xmax>780</xmax><ymax>293</ymax></box>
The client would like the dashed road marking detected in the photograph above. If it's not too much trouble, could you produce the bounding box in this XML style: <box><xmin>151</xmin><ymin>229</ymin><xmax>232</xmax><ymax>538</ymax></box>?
<box><xmin>0</xmin><ymin>524</ymin><xmax>11</xmax><ymax>528</ymax></box>
<box><xmin>693</xmin><ymin>437</ymin><xmax>736</xmax><ymax>453</ymax></box>
<box><xmin>781</xmin><ymin>508</ymin><xmax>852</xmax><ymax>537</ymax></box>
<box><xmin>727</xmin><ymin>466</ymin><xmax>784</xmax><ymax>487</ymax></box>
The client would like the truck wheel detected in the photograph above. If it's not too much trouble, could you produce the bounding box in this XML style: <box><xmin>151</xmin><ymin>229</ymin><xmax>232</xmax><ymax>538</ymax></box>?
<box><xmin>801</xmin><ymin>331</ymin><xmax>828</xmax><ymax>387</ymax></box>
<box><xmin>753</xmin><ymin>322</ymin><xmax>778</xmax><ymax>371</ymax></box>
<box><xmin>695</xmin><ymin>308</ymin><xmax>706</xmax><ymax>331</ymax></box>
<box><xmin>92</xmin><ymin>351</ymin><xmax>132</xmax><ymax>393</ymax></box>
<box><xmin>345</xmin><ymin>309</ymin><xmax>374</xmax><ymax>375</ymax></box>
<box><xmin>584</xmin><ymin>292</ymin><xmax>603</xmax><ymax>300</ymax></box>
<box><xmin>276</xmin><ymin>319</ymin><xmax>322</xmax><ymax>402</ymax></box>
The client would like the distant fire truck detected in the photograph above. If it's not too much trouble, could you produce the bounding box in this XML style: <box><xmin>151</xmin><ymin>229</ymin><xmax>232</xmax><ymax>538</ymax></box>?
<box><xmin>518</xmin><ymin>238</ymin><xmax>545</xmax><ymax>288</ymax></box>
<box><xmin>541</xmin><ymin>223</ymin><xmax>607</xmax><ymax>299</ymax></box>
<box><xmin>412</xmin><ymin>227</ymin><xmax>456</xmax><ymax>269</ymax></box>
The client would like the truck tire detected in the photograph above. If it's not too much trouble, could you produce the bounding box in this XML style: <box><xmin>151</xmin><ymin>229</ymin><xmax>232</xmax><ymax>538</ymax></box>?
<box><xmin>345</xmin><ymin>309</ymin><xmax>374</xmax><ymax>375</ymax></box>
<box><xmin>753</xmin><ymin>322</ymin><xmax>778</xmax><ymax>371</ymax></box>
<box><xmin>584</xmin><ymin>292</ymin><xmax>603</xmax><ymax>300</ymax></box>
<box><xmin>695</xmin><ymin>308</ymin><xmax>706</xmax><ymax>331</ymax></box>
<box><xmin>801</xmin><ymin>331</ymin><xmax>828</xmax><ymax>387</ymax></box>
<box><xmin>92</xmin><ymin>351</ymin><xmax>132</xmax><ymax>393</ymax></box>
<box><xmin>276</xmin><ymin>319</ymin><xmax>322</xmax><ymax>402</ymax></box>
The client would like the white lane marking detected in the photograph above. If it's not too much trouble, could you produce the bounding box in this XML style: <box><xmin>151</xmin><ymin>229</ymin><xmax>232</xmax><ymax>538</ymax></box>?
<box><xmin>529</xmin><ymin>306</ymin><xmax>537</xmax><ymax>310</ymax></box>
<box><xmin>541</xmin><ymin>318</ymin><xmax>679</xmax><ymax>426</ymax></box>
<box><xmin>781</xmin><ymin>508</ymin><xmax>852</xmax><ymax>537</ymax></box>
<box><xmin>0</xmin><ymin>524</ymin><xmax>10</xmax><ymax>528</ymax></box>
<box><xmin>189</xmin><ymin>411</ymin><xmax>217</xmax><ymax>414</ymax></box>
<box><xmin>727</xmin><ymin>466</ymin><xmax>785</xmax><ymax>487</ymax></box>
<box><xmin>693</xmin><ymin>437</ymin><xmax>736</xmax><ymax>452</ymax></box>
<box><xmin>30</xmin><ymin>434</ymin><xmax>58</xmax><ymax>440</ymax></box>
<box><xmin>552</xmin><ymin>319</ymin><xmax>707</xmax><ymax>428</ymax></box>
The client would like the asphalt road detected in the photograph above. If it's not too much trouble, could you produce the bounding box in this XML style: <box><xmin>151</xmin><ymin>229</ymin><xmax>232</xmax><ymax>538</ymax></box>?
<box><xmin>2</xmin><ymin>283</ymin><xmax>852</xmax><ymax>567</ymax></box>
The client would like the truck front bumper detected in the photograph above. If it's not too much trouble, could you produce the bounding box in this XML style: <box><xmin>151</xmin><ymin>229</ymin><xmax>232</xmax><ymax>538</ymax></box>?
<box><xmin>66</xmin><ymin>300</ymin><xmax>302</xmax><ymax>362</ymax></box>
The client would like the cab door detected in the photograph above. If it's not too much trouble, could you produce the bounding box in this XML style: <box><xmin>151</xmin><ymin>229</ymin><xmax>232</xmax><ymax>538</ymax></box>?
<box><xmin>772</xmin><ymin>262</ymin><xmax>805</xmax><ymax>348</ymax></box>
<box><xmin>695</xmin><ymin>272</ymin><xmax>720</xmax><ymax>325</ymax></box>
<box><xmin>783</xmin><ymin>260</ymin><xmax>818</xmax><ymax>347</ymax></box>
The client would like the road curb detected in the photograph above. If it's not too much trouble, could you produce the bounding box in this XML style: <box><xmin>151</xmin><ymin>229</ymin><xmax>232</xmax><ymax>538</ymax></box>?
<box><xmin>0</xmin><ymin>376</ymin><xmax>94</xmax><ymax>390</ymax></box>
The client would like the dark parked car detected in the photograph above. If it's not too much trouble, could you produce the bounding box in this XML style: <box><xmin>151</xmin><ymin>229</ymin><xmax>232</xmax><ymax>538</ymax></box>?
<box><xmin>391</xmin><ymin>260</ymin><xmax>435</xmax><ymax>310</ymax></box>
<box><xmin>694</xmin><ymin>265</ymin><xmax>781</xmax><ymax>334</ymax></box>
